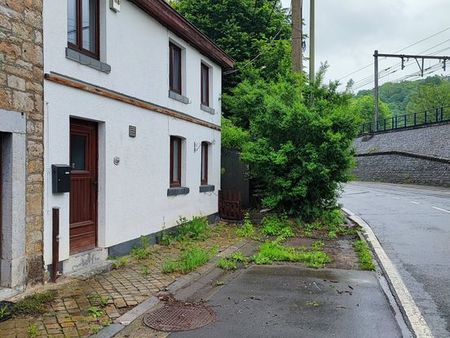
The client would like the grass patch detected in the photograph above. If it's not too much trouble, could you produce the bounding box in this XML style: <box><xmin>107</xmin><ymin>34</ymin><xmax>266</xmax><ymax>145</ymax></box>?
<box><xmin>13</xmin><ymin>291</ymin><xmax>56</xmax><ymax>315</ymax></box>
<box><xmin>111</xmin><ymin>256</ymin><xmax>129</xmax><ymax>269</ymax></box>
<box><xmin>130</xmin><ymin>236</ymin><xmax>152</xmax><ymax>260</ymax></box>
<box><xmin>88</xmin><ymin>294</ymin><xmax>109</xmax><ymax>308</ymax></box>
<box><xmin>354</xmin><ymin>240</ymin><xmax>376</xmax><ymax>271</ymax></box>
<box><xmin>253</xmin><ymin>241</ymin><xmax>331</xmax><ymax>268</ymax></box>
<box><xmin>0</xmin><ymin>303</ymin><xmax>12</xmax><ymax>321</ymax></box>
<box><xmin>261</xmin><ymin>215</ymin><xmax>294</xmax><ymax>239</ymax></box>
<box><xmin>217</xmin><ymin>258</ymin><xmax>237</xmax><ymax>270</ymax></box>
<box><xmin>141</xmin><ymin>265</ymin><xmax>150</xmax><ymax>277</ymax></box>
<box><xmin>88</xmin><ymin>306</ymin><xmax>103</xmax><ymax>318</ymax></box>
<box><xmin>299</xmin><ymin>209</ymin><xmax>358</xmax><ymax>239</ymax></box>
<box><xmin>162</xmin><ymin>246</ymin><xmax>216</xmax><ymax>274</ymax></box>
<box><xmin>27</xmin><ymin>324</ymin><xmax>39</xmax><ymax>338</ymax></box>
<box><xmin>236</xmin><ymin>213</ymin><xmax>255</xmax><ymax>238</ymax></box>
<box><xmin>217</xmin><ymin>251</ymin><xmax>248</xmax><ymax>271</ymax></box>
<box><xmin>161</xmin><ymin>216</ymin><xmax>209</xmax><ymax>245</ymax></box>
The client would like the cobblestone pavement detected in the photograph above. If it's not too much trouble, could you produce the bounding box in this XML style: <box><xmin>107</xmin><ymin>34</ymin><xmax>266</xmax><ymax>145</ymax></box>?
<box><xmin>0</xmin><ymin>224</ymin><xmax>240</xmax><ymax>338</ymax></box>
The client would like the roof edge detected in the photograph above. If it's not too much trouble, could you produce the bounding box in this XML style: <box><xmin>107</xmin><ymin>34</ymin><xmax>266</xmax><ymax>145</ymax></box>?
<box><xmin>129</xmin><ymin>0</ymin><xmax>235</xmax><ymax>69</ymax></box>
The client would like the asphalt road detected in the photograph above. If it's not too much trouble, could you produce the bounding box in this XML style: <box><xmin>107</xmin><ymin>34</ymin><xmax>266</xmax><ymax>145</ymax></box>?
<box><xmin>340</xmin><ymin>182</ymin><xmax>450</xmax><ymax>338</ymax></box>
<box><xmin>172</xmin><ymin>266</ymin><xmax>402</xmax><ymax>338</ymax></box>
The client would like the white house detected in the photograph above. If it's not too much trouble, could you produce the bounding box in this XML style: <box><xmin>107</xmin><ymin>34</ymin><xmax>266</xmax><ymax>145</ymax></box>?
<box><xmin>42</xmin><ymin>0</ymin><xmax>234</xmax><ymax>276</ymax></box>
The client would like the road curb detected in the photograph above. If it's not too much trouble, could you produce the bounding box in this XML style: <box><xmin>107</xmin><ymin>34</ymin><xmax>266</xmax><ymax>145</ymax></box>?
<box><xmin>342</xmin><ymin>208</ymin><xmax>434</xmax><ymax>338</ymax></box>
<box><xmin>94</xmin><ymin>239</ymin><xmax>249</xmax><ymax>338</ymax></box>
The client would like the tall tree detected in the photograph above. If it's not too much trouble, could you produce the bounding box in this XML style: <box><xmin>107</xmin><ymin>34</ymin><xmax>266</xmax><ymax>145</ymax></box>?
<box><xmin>172</xmin><ymin>0</ymin><xmax>291</xmax><ymax>91</ymax></box>
<box><xmin>406</xmin><ymin>81</ymin><xmax>450</xmax><ymax>115</ymax></box>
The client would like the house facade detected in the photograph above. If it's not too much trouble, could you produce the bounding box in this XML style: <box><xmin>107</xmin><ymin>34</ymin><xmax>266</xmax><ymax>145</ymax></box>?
<box><xmin>42</xmin><ymin>0</ymin><xmax>233</xmax><ymax>276</ymax></box>
<box><xmin>0</xmin><ymin>1</ymin><xmax>45</xmax><ymax>290</ymax></box>
<box><xmin>1</xmin><ymin>0</ymin><xmax>232</xmax><ymax>289</ymax></box>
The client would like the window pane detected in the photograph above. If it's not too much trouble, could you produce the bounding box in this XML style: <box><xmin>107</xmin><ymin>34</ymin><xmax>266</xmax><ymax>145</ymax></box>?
<box><xmin>170</xmin><ymin>44</ymin><xmax>182</xmax><ymax>94</ymax></box>
<box><xmin>201</xmin><ymin>64</ymin><xmax>209</xmax><ymax>106</ymax></box>
<box><xmin>82</xmin><ymin>0</ymin><xmax>97</xmax><ymax>52</ymax></box>
<box><xmin>71</xmin><ymin>135</ymin><xmax>86</xmax><ymax>170</ymax></box>
<box><xmin>67</xmin><ymin>0</ymin><xmax>77</xmax><ymax>45</ymax></box>
<box><xmin>201</xmin><ymin>143</ymin><xmax>208</xmax><ymax>184</ymax></box>
<box><xmin>172</xmin><ymin>139</ymin><xmax>179</xmax><ymax>182</ymax></box>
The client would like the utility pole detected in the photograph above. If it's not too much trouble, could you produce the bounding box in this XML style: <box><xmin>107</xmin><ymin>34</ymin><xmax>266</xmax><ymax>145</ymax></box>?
<box><xmin>374</xmin><ymin>50</ymin><xmax>379</xmax><ymax>131</ymax></box>
<box><xmin>309</xmin><ymin>0</ymin><xmax>315</xmax><ymax>83</ymax></box>
<box><xmin>292</xmin><ymin>0</ymin><xmax>303</xmax><ymax>73</ymax></box>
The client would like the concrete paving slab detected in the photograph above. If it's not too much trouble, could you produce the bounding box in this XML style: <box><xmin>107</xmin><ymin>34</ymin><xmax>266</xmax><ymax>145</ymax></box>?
<box><xmin>172</xmin><ymin>266</ymin><xmax>403</xmax><ymax>338</ymax></box>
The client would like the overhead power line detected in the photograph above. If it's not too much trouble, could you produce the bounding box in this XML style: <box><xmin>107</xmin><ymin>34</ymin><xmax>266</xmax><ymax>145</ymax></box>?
<box><xmin>352</xmin><ymin>40</ymin><xmax>450</xmax><ymax>90</ymax></box>
<box><xmin>337</xmin><ymin>26</ymin><xmax>450</xmax><ymax>82</ymax></box>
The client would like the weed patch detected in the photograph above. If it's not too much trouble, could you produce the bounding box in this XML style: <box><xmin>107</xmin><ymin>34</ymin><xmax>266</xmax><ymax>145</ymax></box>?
<box><xmin>88</xmin><ymin>306</ymin><xmax>103</xmax><ymax>318</ymax></box>
<box><xmin>299</xmin><ymin>209</ymin><xmax>358</xmax><ymax>239</ymax></box>
<box><xmin>236</xmin><ymin>213</ymin><xmax>255</xmax><ymax>238</ymax></box>
<box><xmin>13</xmin><ymin>291</ymin><xmax>56</xmax><ymax>315</ymax></box>
<box><xmin>261</xmin><ymin>215</ymin><xmax>294</xmax><ymax>239</ymax></box>
<box><xmin>111</xmin><ymin>256</ymin><xmax>129</xmax><ymax>269</ymax></box>
<box><xmin>130</xmin><ymin>236</ymin><xmax>152</xmax><ymax>260</ymax></box>
<box><xmin>88</xmin><ymin>294</ymin><xmax>109</xmax><ymax>308</ymax></box>
<box><xmin>253</xmin><ymin>241</ymin><xmax>331</xmax><ymax>268</ymax></box>
<box><xmin>141</xmin><ymin>265</ymin><xmax>150</xmax><ymax>277</ymax></box>
<box><xmin>161</xmin><ymin>216</ymin><xmax>209</xmax><ymax>245</ymax></box>
<box><xmin>162</xmin><ymin>246</ymin><xmax>216</xmax><ymax>274</ymax></box>
<box><xmin>217</xmin><ymin>258</ymin><xmax>237</xmax><ymax>270</ymax></box>
<box><xmin>217</xmin><ymin>251</ymin><xmax>248</xmax><ymax>270</ymax></box>
<box><xmin>27</xmin><ymin>324</ymin><xmax>39</xmax><ymax>338</ymax></box>
<box><xmin>0</xmin><ymin>303</ymin><xmax>12</xmax><ymax>321</ymax></box>
<box><xmin>353</xmin><ymin>240</ymin><xmax>375</xmax><ymax>271</ymax></box>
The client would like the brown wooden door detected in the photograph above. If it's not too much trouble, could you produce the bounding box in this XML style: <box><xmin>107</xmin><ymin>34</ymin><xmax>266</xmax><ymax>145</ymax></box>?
<box><xmin>70</xmin><ymin>119</ymin><xmax>98</xmax><ymax>254</ymax></box>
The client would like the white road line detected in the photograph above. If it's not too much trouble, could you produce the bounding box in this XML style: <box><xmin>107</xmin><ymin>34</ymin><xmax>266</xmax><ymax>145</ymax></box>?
<box><xmin>432</xmin><ymin>206</ymin><xmax>450</xmax><ymax>214</ymax></box>
<box><xmin>342</xmin><ymin>208</ymin><xmax>434</xmax><ymax>338</ymax></box>
<box><xmin>393</xmin><ymin>197</ymin><xmax>401</xmax><ymax>200</ymax></box>
<box><xmin>410</xmin><ymin>201</ymin><xmax>420</xmax><ymax>205</ymax></box>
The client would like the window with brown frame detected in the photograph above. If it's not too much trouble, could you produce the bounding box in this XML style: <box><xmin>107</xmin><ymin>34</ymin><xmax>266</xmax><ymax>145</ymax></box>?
<box><xmin>201</xmin><ymin>63</ymin><xmax>210</xmax><ymax>107</ymax></box>
<box><xmin>169</xmin><ymin>43</ymin><xmax>182</xmax><ymax>94</ymax></box>
<box><xmin>67</xmin><ymin>0</ymin><xmax>100</xmax><ymax>59</ymax></box>
<box><xmin>200</xmin><ymin>142</ymin><xmax>208</xmax><ymax>185</ymax></box>
<box><xmin>170</xmin><ymin>136</ymin><xmax>182</xmax><ymax>187</ymax></box>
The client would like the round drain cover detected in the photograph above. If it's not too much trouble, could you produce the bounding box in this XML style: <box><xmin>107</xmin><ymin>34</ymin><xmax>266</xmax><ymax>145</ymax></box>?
<box><xmin>143</xmin><ymin>302</ymin><xmax>216</xmax><ymax>332</ymax></box>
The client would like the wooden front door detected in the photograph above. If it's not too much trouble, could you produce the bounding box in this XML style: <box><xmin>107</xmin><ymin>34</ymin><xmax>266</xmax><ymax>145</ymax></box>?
<box><xmin>70</xmin><ymin>119</ymin><xmax>98</xmax><ymax>254</ymax></box>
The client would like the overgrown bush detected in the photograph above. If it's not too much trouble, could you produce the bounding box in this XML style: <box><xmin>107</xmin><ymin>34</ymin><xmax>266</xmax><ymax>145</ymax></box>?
<box><xmin>234</xmin><ymin>71</ymin><xmax>360</xmax><ymax>221</ymax></box>
<box><xmin>222</xmin><ymin>117</ymin><xmax>250</xmax><ymax>151</ymax></box>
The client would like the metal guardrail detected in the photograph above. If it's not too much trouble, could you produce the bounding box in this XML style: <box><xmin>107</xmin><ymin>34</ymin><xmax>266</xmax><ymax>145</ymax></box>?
<box><xmin>360</xmin><ymin>107</ymin><xmax>450</xmax><ymax>135</ymax></box>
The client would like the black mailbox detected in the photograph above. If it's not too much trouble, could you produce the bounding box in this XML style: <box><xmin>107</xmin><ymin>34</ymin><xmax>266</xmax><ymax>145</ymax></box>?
<box><xmin>52</xmin><ymin>165</ymin><xmax>71</xmax><ymax>193</ymax></box>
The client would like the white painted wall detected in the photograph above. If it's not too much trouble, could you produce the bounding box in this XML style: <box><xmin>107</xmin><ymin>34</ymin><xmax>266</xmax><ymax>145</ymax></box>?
<box><xmin>42</xmin><ymin>0</ymin><xmax>223</xmax><ymax>265</ymax></box>
<box><xmin>43</xmin><ymin>0</ymin><xmax>222</xmax><ymax>125</ymax></box>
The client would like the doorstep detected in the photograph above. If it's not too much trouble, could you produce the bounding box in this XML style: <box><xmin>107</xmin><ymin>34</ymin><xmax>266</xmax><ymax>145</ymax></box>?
<box><xmin>62</xmin><ymin>247</ymin><xmax>112</xmax><ymax>278</ymax></box>
<box><xmin>0</xmin><ymin>287</ymin><xmax>21</xmax><ymax>301</ymax></box>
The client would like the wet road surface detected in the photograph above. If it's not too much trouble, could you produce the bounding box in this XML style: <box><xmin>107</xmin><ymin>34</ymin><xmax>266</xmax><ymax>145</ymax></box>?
<box><xmin>172</xmin><ymin>266</ymin><xmax>402</xmax><ymax>338</ymax></box>
<box><xmin>340</xmin><ymin>182</ymin><xmax>450</xmax><ymax>337</ymax></box>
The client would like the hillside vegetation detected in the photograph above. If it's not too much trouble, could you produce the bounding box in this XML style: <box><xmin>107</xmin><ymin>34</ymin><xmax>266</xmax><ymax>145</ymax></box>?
<box><xmin>356</xmin><ymin>75</ymin><xmax>450</xmax><ymax>117</ymax></box>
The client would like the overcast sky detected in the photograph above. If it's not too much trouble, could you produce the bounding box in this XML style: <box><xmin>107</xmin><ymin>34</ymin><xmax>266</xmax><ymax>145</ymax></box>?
<box><xmin>280</xmin><ymin>0</ymin><xmax>450</xmax><ymax>91</ymax></box>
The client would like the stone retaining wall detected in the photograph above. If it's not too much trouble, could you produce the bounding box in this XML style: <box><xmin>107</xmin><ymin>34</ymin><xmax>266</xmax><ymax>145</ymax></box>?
<box><xmin>353</xmin><ymin>123</ymin><xmax>450</xmax><ymax>187</ymax></box>
<box><xmin>0</xmin><ymin>0</ymin><xmax>44</xmax><ymax>285</ymax></box>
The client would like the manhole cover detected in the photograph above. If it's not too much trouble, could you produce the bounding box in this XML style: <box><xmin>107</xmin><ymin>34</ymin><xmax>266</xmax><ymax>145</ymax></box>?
<box><xmin>143</xmin><ymin>302</ymin><xmax>216</xmax><ymax>332</ymax></box>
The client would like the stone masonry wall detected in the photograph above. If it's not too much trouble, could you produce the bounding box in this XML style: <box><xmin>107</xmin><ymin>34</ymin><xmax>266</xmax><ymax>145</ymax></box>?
<box><xmin>0</xmin><ymin>0</ymin><xmax>44</xmax><ymax>284</ymax></box>
<box><xmin>353</xmin><ymin>123</ymin><xmax>450</xmax><ymax>187</ymax></box>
